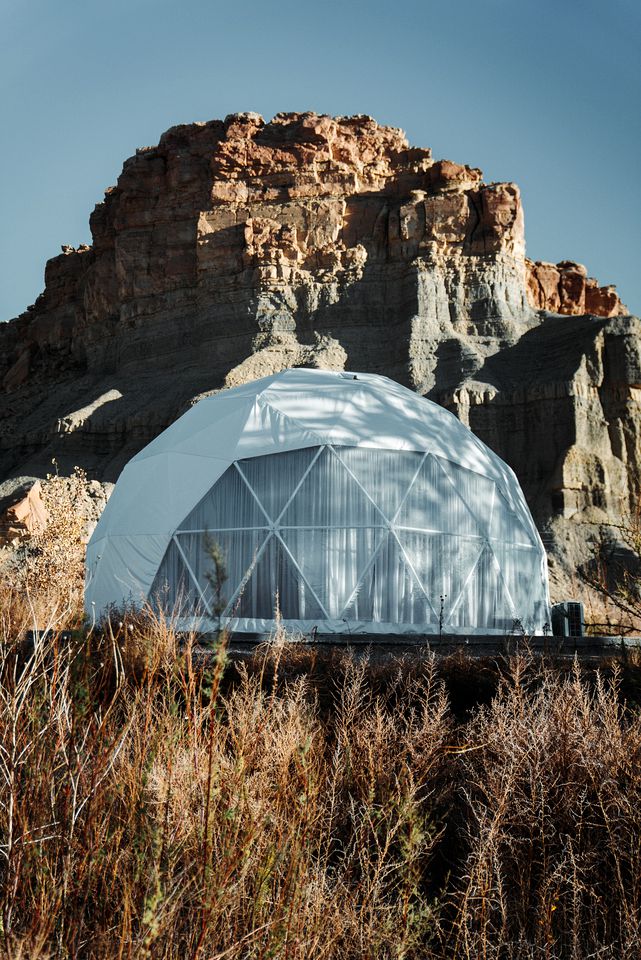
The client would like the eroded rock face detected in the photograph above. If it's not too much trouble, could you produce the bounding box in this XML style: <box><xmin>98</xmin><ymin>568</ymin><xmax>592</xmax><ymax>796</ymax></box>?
<box><xmin>526</xmin><ymin>259</ymin><xmax>627</xmax><ymax>318</ymax></box>
<box><xmin>0</xmin><ymin>111</ymin><xmax>637</xmax><ymax>600</ymax></box>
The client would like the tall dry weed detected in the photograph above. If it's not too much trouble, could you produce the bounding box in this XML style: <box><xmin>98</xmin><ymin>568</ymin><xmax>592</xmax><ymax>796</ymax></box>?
<box><xmin>451</xmin><ymin>655</ymin><xmax>641</xmax><ymax>958</ymax></box>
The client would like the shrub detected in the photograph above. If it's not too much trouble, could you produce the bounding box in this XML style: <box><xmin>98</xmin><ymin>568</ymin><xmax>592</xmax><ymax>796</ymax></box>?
<box><xmin>1</xmin><ymin>465</ymin><xmax>87</xmax><ymax>628</ymax></box>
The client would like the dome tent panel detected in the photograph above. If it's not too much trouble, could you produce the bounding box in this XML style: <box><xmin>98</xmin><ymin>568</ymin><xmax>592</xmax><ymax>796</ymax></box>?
<box><xmin>236</xmin><ymin>446</ymin><xmax>319</xmax><ymax>522</ymax></box>
<box><xmin>233</xmin><ymin>535</ymin><xmax>327</xmax><ymax>622</ymax></box>
<box><xmin>486</xmin><ymin>484</ymin><xmax>536</xmax><ymax>545</ymax></box>
<box><xmin>151</xmin><ymin>529</ymin><xmax>269</xmax><ymax>619</ymax></box>
<box><xmin>279</xmin><ymin>446</ymin><xmax>382</xmax><ymax>528</ymax></box>
<box><xmin>135</xmin><ymin>396</ymin><xmax>255</xmax><ymax>462</ymax></box>
<box><xmin>341</xmin><ymin>532</ymin><xmax>436</xmax><ymax>626</ymax></box>
<box><xmin>434</xmin><ymin>459</ymin><xmax>505</xmax><ymax>540</ymax></box>
<box><xmin>448</xmin><ymin>543</ymin><xmax>517</xmax><ymax>632</ymax></box>
<box><xmin>233</xmin><ymin>397</ymin><xmax>323</xmax><ymax>461</ymax></box>
<box><xmin>151</xmin><ymin>538</ymin><xmax>209</xmax><ymax>619</ymax></box>
<box><xmin>396</xmin><ymin>454</ymin><xmax>484</xmax><ymax>536</ymax></box>
<box><xmin>178</xmin><ymin>464</ymin><xmax>269</xmax><ymax>532</ymax></box>
<box><xmin>396</xmin><ymin>531</ymin><xmax>487</xmax><ymax>617</ymax></box>
<box><xmin>280</xmin><ymin>526</ymin><xmax>386</xmax><ymax>619</ymax></box>
<box><xmin>86</xmin><ymin>532</ymin><xmax>171</xmax><ymax>623</ymax></box>
<box><xmin>491</xmin><ymin>541</ymin><xmax>550</xmax><ymax>631</ymax></box>
<box><xmin>86</xmin><ymin>368</ymin><xmax>551</xmax><ymax>635</ymax></box>
<box><xmin>334</xmin><ymin>446</ymin><xmax>424</xmax><ymax>519</ymax></box>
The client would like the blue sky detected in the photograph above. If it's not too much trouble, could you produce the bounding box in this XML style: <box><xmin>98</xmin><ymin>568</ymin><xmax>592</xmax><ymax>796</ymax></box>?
<box><xmin>1</xmin><ymin>0</ymin><xmax>639</xmax><ymax>320</ymax></box>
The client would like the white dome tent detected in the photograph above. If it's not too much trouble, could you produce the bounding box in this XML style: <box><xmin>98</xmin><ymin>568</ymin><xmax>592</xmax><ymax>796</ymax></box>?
<box><xmin>85</xmin><ymin>369</ymin><xmax>551</xmax><ymax>636</ymax></box>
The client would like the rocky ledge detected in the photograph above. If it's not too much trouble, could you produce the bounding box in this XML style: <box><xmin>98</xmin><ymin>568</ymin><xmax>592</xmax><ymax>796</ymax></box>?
<box><xmin>0</xmin><ymin>112</ymin><xmax>637</xmax><ymax>601</ymax></box>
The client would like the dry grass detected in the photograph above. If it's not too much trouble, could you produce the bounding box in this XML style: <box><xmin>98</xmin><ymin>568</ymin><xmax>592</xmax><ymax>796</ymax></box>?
<box><xmin>1</xmin><ymin>478</ymin><xmax>641</xmax><ymax>957</ymax></box>
<box><xmin>0</xmin><ymin>593</ymin><xmax>640</xmax><ymax>959</ymax></box>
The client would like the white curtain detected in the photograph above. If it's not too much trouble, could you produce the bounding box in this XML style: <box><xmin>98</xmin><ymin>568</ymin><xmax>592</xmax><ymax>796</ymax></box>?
<box><xmin>236</xmin><ymin>447</ymin><xmax>318</xmax><ymax>522</ymax></box>
<box><xmin>342</xmin><ymin>532</ymin><xmax>434</xmax><ymax>625</ymax></box>
<box><xmin>151</xmin><ymin>538</ymin><xmax>207</xmax><ymax>618</ymax></box>
<box><xmin>149</xmin><ymin>444</ymin><xmax>547</xmax><ymax>632</ymax></box>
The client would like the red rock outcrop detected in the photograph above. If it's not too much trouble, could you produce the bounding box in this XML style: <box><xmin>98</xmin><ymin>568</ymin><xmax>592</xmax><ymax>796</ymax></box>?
<box><xmin>526</xmin><ymin>259</ymin><xmax>627</xmax><ymax>317</ymax></box>
<box><xmin>0</xmin><ymin>481</ymin><xmax>47</xmax><ymax>543</ymax></box>
<box><xmin>0</xmin><ymin>111</ymin><xmax>637</xmax><ymax>599</ymax></box>
<box><xmin>0</xmin><ymin>112</ymin><xmax>534</xmax><ymax>397</ymax></box>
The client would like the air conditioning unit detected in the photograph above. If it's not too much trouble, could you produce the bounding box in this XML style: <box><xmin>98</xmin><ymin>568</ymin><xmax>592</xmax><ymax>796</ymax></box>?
<box><xmin>552</xmin><ymin>601</ymin><xmax>585</xmax><ymax>638</ymax></box>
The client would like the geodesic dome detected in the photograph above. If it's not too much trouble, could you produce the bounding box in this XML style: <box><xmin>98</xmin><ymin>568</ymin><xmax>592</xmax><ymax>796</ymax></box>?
<box><xmin>85</xmin><ymin>369</ymin><xmax>550</xmax><ymax>636</ymax></box>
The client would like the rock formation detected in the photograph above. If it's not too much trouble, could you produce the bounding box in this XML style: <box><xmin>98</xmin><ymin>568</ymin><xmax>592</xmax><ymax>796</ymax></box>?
<box><xmin>0</xmin><ymin>481</ymin><xmax>47</xmax><ymax>543</ymax></box>
<box><xmin>526</xmin><ymin>259</ymin><xmax>627</xmax><ymax>318</ymax></box>
<box><xmin>0</xmin><ymin>111</ymin><xmax>637</xmax><ymax>601</ymax></box>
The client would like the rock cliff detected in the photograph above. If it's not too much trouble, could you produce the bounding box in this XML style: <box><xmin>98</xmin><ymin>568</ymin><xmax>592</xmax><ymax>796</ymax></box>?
<box><xmin>0</xmin><ymin>112</ymin><xmax>637</xmax><ymax>601</ymax></box>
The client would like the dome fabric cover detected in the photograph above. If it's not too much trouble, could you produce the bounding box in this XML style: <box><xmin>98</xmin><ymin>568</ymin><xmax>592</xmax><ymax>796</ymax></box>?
<box><xmin>85</xmin><ymin>369</ymin><xmax>551</xmax><ymax>635</ymax></box>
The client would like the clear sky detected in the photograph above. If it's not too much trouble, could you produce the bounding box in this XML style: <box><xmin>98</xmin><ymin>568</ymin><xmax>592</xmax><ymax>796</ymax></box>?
<box><xmin>1</xmin><ymin>0</ymin><xmax>639</xmax><ymax>321</ymax></box>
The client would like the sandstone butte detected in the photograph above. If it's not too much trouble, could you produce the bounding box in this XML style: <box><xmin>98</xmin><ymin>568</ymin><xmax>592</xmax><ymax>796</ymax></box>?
<box><xmin>0</xmin><ymin>111</ymin><xmax>639</xmax><ymax>602</ymax></box>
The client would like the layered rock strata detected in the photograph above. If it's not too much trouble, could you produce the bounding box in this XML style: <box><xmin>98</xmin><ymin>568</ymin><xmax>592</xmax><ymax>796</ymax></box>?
<box><xmin>0</xmin><ymin>112</ymin><xmax>637</xmax><ymax>599</ymax></box>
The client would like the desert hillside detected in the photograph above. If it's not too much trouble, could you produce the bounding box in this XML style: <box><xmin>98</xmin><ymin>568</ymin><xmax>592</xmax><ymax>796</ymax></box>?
<box><xmin>1</xmin><ymin>112</ymin><xmax>639</xmax><ymax>596</ymax></box>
